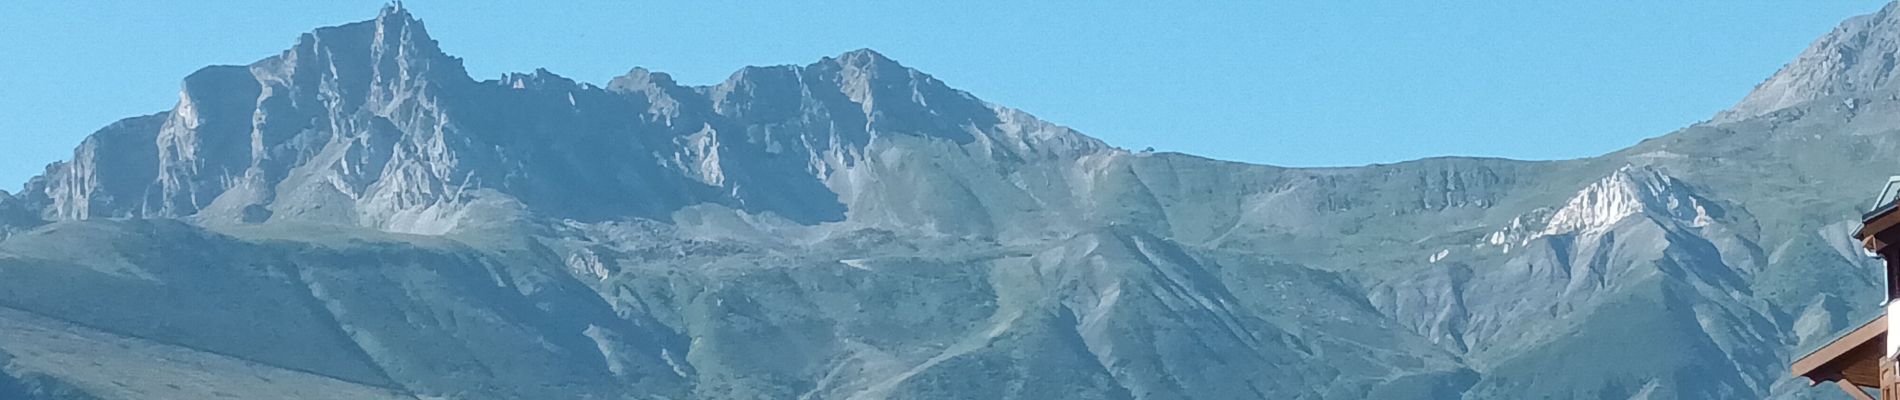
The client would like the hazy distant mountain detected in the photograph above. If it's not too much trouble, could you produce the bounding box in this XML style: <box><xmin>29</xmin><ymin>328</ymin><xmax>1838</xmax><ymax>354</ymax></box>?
<box><xmin>1717</xmin><ymin>2</ymin><xmax>1900</xmax><ymax>123</ymax></box>
<box><xmin>1</xmin><ymin>3</ymin><xmax>1895</xmax><ymax>399</ymax></box>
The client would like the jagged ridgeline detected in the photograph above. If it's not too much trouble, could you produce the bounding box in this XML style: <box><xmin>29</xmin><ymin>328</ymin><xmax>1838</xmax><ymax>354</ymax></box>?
<box><xmin>1</xmin><ymin>3</ymin><xmax>1897</xmax><ymax>399</ymax></box>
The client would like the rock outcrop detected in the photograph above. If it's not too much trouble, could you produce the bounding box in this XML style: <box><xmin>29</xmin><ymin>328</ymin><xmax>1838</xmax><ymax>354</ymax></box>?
<box><xmin>4</xmin><ymin>3</ymin><xmax>1900</xmax><ymax>399</ymax></box>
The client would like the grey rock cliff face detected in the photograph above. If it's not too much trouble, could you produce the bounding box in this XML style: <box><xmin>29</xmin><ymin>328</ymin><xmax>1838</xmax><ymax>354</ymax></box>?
<box><xmin>4</xmin><ymin>3</ymin><xmax>1900</xmax><ymax>400</ymax></box>
<box><xmin>16</xmin><ymin>6</ymin><xmax>1107</xmax><ymax>237</ymax></box>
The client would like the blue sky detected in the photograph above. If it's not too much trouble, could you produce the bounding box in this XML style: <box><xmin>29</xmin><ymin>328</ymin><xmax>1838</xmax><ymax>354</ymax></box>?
<box><xmin>0</xmin><ymin>1</ymin><xmax>1888</xmax><ymax>189</ymax></box>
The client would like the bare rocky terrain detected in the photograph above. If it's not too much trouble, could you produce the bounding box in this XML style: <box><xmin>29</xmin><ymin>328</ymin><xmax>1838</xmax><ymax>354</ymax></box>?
<box><xmin>4</xmin><ymin>4</ymin><xmax>1900</xmax><ymax>399</ymax></box>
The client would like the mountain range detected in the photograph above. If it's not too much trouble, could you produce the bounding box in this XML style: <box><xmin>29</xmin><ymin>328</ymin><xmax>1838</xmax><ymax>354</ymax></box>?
<box><xmin>2</xmin><ymin>3</ymin><xmax>1899</xmax><ymax>399</ymax></box>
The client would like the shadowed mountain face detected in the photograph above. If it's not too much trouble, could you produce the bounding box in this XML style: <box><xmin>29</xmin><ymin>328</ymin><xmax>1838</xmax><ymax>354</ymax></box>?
<box><xmin>1</xmin><ymin>4</ymin><xmax>1897</xmax><ymax>399</ymax></box>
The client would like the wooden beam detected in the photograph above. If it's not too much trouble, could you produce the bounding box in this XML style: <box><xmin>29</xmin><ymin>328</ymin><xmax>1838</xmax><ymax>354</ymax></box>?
<box><xmin>1793</xmin><ymin>314</ymin><xmax>1887</xmax><ymax>384</ymax></box>
<box><xmin>1859</xmin><ymin>208</ymin><xmax>1900</xmax><ymax>240</ymax></box>
<box><xmin>1875</xmin><ymin>231</ymin><xmax>1900</xmax><ymax>253</ymax></box>
<box><xmin>1836</xmin><ymin>378</ymin><xmax>1877</xmax><ymax>400</ymax></box>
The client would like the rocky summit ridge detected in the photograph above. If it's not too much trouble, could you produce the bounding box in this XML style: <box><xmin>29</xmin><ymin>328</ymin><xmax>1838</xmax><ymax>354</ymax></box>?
<box><xmin>1718</xmin><ymin>1</ymin><xmax>1900</xmax><ymax>123</ymax></box>
<box><xmin>1</xmin><ymin>3</ymin><xmax>1898</xmax><ymax>400</ymax></box>
<box><xmin>10</xmin><ymin>6</ymin><xmax>1107</xmax><ymax>237</ymax></box>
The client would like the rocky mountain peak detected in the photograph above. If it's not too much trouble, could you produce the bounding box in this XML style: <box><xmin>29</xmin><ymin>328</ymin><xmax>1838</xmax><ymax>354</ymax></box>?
<box><xmin>608</xmin><ymin>67</ymin><xmax>680</xmax><ymax>92</ymax></box>
<box><xmin>1541</xmin><ymin>165</ymin><xmax>1715</xmax><ymax>236</ymax></box>
<box><xmin>296</xmin><ymin>2</ymin><xmax>436</xmax><ymax>62</ymax></box>
<box><xmin>499</xmin><ymin>68</ymin><xmax>580</xmax><ymax>91</ymax></box>
<box><xmin>372</xmin><ymin>2</ymin><xmax>428</xmax><ymax>48</ymax></box>
<box><xmin>8</xmin><ymin>9</ymin><xmax>1116</xmax><ymax>236</ymax></box>
<box><xmin>1</xmin><ymin>4</ymin><xmax>1893</xmax><ymax>399</ymax></box>
<box><xmin>817</xmin><ymin>48</ymin><xmax>940</xmax><ymax>105</ymax></box>
<box><xmin>1483</xmin><ymin>165</ymin><xmax>1723</xmax><ymax>252</ymax></box>
<box><xmin>830</xmin><ymin>48</ymin><xmax>903</xmax><ymax>74</ymax></box>
<box><xmin>1714</xmin><ymin>1</ymin><xmax>1900</xmax><ymax>122</ymax></box>
<box><xmin>269</xmin><ymin>1</ymin><xmax>465</xmax><ymax>98</ymax></box>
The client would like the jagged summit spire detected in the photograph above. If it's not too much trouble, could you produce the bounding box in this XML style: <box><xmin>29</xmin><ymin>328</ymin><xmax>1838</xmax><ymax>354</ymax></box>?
<box><xmin>290</xmin><ymin>2</ymin><xmax>437</xmax><ymax>57</ymax></box>
<box><xmin>382</xmin><ymin>1</ymin><xmax>409</xmax><ymax>17</ymax></box>
<box><xmin>373</xmin><ymin>1</ymin><xmax>429</xmax><ymax>42</ymax></box>
<box><xmin>264</xmin><ymin>2</ymin><xmax>465</xmax><ymax>93</ymax></box>
<box><xmin>376</xmin><ymin>2</ymin><xmax>428</xmax><ymax>36</ymax></box>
